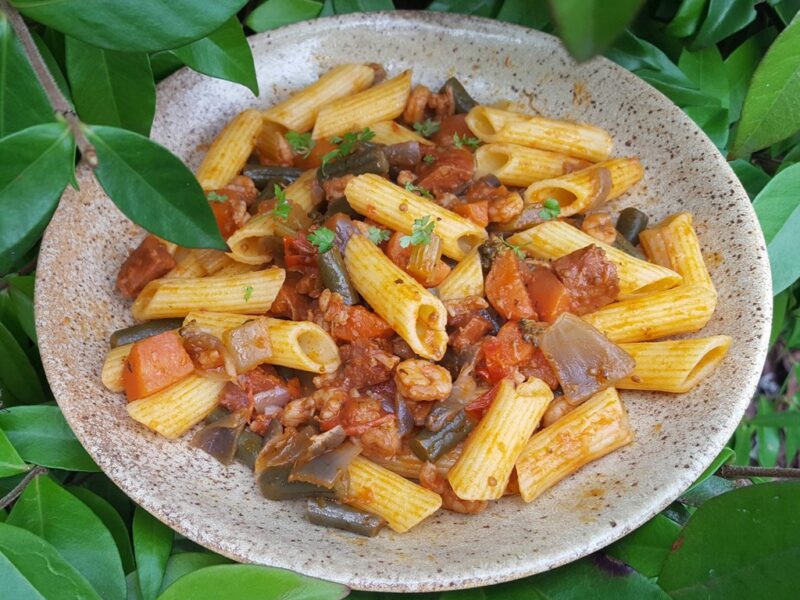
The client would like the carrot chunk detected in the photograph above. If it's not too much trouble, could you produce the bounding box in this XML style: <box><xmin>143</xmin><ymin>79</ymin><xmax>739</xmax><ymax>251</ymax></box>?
<box><xmin>485</xmin><ymin>249</ymin><xmax>536</xmax><ymax>320</ymax></box>
<box><xmin>122</xmin><ymin>331</ymin><xmax>194</xmax><ymax>401</ymax></box>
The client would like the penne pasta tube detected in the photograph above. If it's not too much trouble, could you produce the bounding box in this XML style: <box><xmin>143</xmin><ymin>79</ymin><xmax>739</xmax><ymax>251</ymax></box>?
<box><xmin>436</xmin><ymin>247</ymin><xmax>484</xmax><ymax>301</ymax></box>
<box><xmin>342</xmin><ymin>455</ymin><xmax>442</xmax><ymax>533</ymax></box>
<box><xmin>345</xmin><ymin>174</ymin><xmax>487</xmax><ymax>260</ymax></box>
<box><xmin>183</xmin><ymin>311</ymin><xmax>341</xmax><ymax>374</ymax></box>
<box><xmin>515</xmin><ymin>387</ymin><xmax>633</xmax><ymax>503</ymax></box>
<box><xmin>196</xmin><ymin>109</ymin><xmax>263</xmax><ymax>190</ymax></box>
<box><xmin>370</xmin><ymin>120</ymin><xmax>433</xmax><ymax>146</ymax></box>
<box><xmin>226</xmin><ymin>213</ymin><xmax>275</xmax><ymax>265</ymax></box>
<box><xmin>283</xmin><ymin>169</ymin><xmax>319</xmax><ymax>214</ymax></box>
<box><xmin>466</xmin><ymin>106</ymin><xmax>613</xmax><ymax>162</ymax></box>
<box><xmin>617</xmin><ymin>336</ymin><xmax>732</xmax><ymax>393</ymax></box>
<box><xmin>263</xmin><ymin>64</ymin><xmax>376</xmax><ymax>133</ymax></box>
<box><xmin>639</xmin><ymin>212</ymin><xmax>715</xmax><ymax>293</ymax></box>
<box><xmin>195</xmin><ymin>249</ymin><xmax>234</xmax><ymax>275</ymax></box>
<box><xmin>212</xmin><ymin>262</ymin><xmax>260</xmax><ymax>277</ymax></box>
<box><xmin>101</xmin><ymin>343</ymin><xmax>133</xmax><ymax>393</ymax></box>
<box><xmin>127</xmin><ymin>375</ymin><xmax>225</xmax><ymax>439</ymax></box>
<box><xmin>344</xmin><ymin>234</ymin><xmax>448</xmax><ymax>360</ymax></box>
<box><xmin>163</xmin><ymin>251</ymin><xmax>207</xmax><ymax>279</ymax></box>
<box><xmin>582</xmin><ymin>284</ymin><xmax>717</xmax><ymax>343</ymax></box>
<box><xmin>448</xmin><ymin>378</ymin><xmax>553</xmax><ymax>501</ymax></box>
<box><xmin>254</xmin><ymin>118</ymin><xmax>291</xmax><ymax>163</ymax></box>
<box><xmin>508</xmin><ymin>220</ymin><xmax>682</xmax><ymax>297</ymax></box>
<box><xmin>312</xmin><ymin>70</ymin><xmax>412</xmax><ymax>140</ymax></box>
<box><xmin>474</xmin><ymin>142</ymin><xmax>586</xmax><ymax>187</ymax></box>
<box><xmin>131</xmin><ymin>268</ymin><xmax>286</xmax><ymax>320</ymax></box>
<box><xmin>523</xmin><ymin>158</ymin><xmax>644</xmax><ymax>217</ymax></box>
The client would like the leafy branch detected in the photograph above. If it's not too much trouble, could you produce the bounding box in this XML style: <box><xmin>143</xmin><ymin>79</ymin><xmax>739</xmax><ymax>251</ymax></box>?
<box><xmin>0</xmin><ymin>465</ymin><xmax>47</xmax><ymax>509</ymax></box>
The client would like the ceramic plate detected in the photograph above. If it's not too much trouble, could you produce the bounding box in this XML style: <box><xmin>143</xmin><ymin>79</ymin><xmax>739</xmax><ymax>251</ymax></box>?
<box><xmin>35</xmin><ymin>11</ymin><xmax>771</xmax><ymax>592</ymax></box>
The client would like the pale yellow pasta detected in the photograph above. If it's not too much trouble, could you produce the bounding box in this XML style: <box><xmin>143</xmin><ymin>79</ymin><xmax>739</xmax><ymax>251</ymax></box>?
<box><xmin>523</xmin><ymin>158</ymin><xmax>644</xmax><ymax>216</ymax></box>
<box><xmin>344</xmin><ymin>234</ymin><xmax>448</xmax><ymax>360</ymax></box>
<box><xmin>183</xmin><ymin>311</ymin><xmax>341</xmax><ymax>374</ymax></box>
<box><xmin>131</xmin><ymin>269</ymin><xmax>285</xmax><ymax>320</ymax></box>
<box><xmin>436</xmin><ymin>247</ymin><xmax>484</xmax><ymax>301</ymax></box>
<box><xmin>263</xmin><ymin>64</ymin><xmax>376</xmax><ymax>133</ymax></box>
<box><xmin>163</xmin><ymin>251</ymin><xmax>207</xmax><ymax>279</ymax></box>
<box><xmin>640</xmin><ymin>212</ymin><xmax>715</xmax><ymax>293</ymax></box>
<box><xmin>254</xmin><ymin>118</ymin><xmax>291</xmax><ymax>163</ymax></box>
<box><xmin>212</xmin><ymin>262</ymin><xmax>260</xmax><ymax>277</ymax></box>
<box><xmin>101</xmin><ymin>343</ymin><xmax>133</xmax><ymax>393</ymax></box>
<box><xmin>370</xmin><ymin>120</ymin><xmax>433</xmax><ymax>146</ymax></box>
<box><xmin>127</xmin><ymin>375</ymin><xmax>225</xmax><ymax>439</ymax></box>
<box><xmin>515</xmin><ymin>387</ymin><xmax>634</xmax><ymax>503</ymax></box>
<box><xmin>474</xmin><ymin>142</ymin><xmax>584</xmax><ymax>187</ymax></box>
<box><xmin>466</xmin><ymin>106</ymin><xmax>613</xmax><ymax>161</ymax></box>
<box><xmin>583</xmin><ymin>284</ymin><xmax>717</xmax><ymax>343</ymax></box>
<box><xmin>196</xmin><ymin>109</ymin><xmax>263</xmax><ymax>190</ymax></box>
<box><xmin>283</xmin><ymin>169</ymin><xmax>319</xmax><ymax>213</ymax></box>
<box><xmin>448</xmin><ymin>378</ymin><xmax>553</xmax><ymax>501</ymax></box>
<box><xmin>508</xmin><ymin>221</ymin><xmax>682</xmax><ymax>298</ymax></box>
<box><xmin>312</xmin><ymin>70</ymin><xmax>412</xmax><ymax>140</ymax></box>
<box><xmin>345</xmin><ymin>174</ymin><xmax>487</xmax><ymax>260</ymax></box>
<box><xmin>195</xmin><ymin>249</ymin><xmax>233</xmax><ymax>275</ymax></box>
<box><xmin>617</xmin><ymin>336</ymin><xmax>732</xmax><ymax>393</ymax></box>
<box><xmin>226</xmin><ymin>213</ymin><xmax>275</xmax><ymax>265</ymax></box>
<box><xmin>343</xmin><ymin>455</ymin><xmax>442</xmax><ymax>533</ymax></box>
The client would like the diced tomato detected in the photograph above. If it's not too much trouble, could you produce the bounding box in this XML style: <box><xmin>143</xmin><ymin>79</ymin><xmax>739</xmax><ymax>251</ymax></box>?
<box><xmin>122</xmin><ymin>331</ymin><xmax>194</xmax><ymax>401</ymax></box>
<box><xmin>383</xmin><ymin>231</ymin><xmax>450</xmax><ymax>288</ymax></box>
<box><xmin>524</xmin><ymin>266</ymin><xmax>571</xmax><ymax>323</ymax></box>
<box><xmin>430</xmin><ymin>114</ymin><xmax>474</xmax><ymax>147</ymax></box>
<box><xmin>210</xmin><ymin>200</ymin><xmax>240</xmax><ymax>239</ymax></box>
<box><xmin>449</xmin><ymin>314</ymin><xmax>493</xmax><ymax>351</ymax></box>
<box><xmin>465</xmin><ymin>382</ymin><xmax>502</xmax><ymax>420</ymax></box>
<box><xmin>453</xmin><ymin>200</ymin><xmax>489</xmax><ymax>227</ymax></box>
<box><xmin>465</xmin><ymin>178</ymin><xmax>509</xmax><ymax>204</ymax></box>
<box><xmin>294</xmin><ymin>138</ymin><xmax>339</xmax><ymax>170</ymax></box>
<box><xmin>283</xmin><ymin>235</ymin><xmax>318</xmax><ymax>271</ymax></box>
<box><xmin>416</xmin><ymin>146</ymin><xmax>474</xmax><ymax>194</ymax></box>
<box><xmin>485</xmin><ymin>249</ymin><xmax>536</xmax><ymax>320</ymax></box>
<box><xmin>480</xmin><ymin>322</ymin><xmax>535</xmax><ymax>385</ymax></box>
<box><xmin>331</xmin><ymin>305</ymin><xmax>394</xmax><ymax>342</ymax></box>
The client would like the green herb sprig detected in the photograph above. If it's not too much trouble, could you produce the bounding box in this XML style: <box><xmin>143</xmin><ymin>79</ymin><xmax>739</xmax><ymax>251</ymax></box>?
<box><xmin>307</xmin><ymin>227</ymin><xmax>335</xmax><ymax>254</ymax></box>
<box><xmin>452</xmin><ymin>132</ymin><xmax>480</xmax><ymax>150</ymax></box>
<box><xmin>285</xmin><ymin>131</ymin><xmax>315</xmax><ymax>158</ymax></box>
<box><xmin>538</xmin><ymin>198</ymin><xmax>561</xmax><ymax>221</ymax></box>
<box><xmin>399</xmin><ymin>216</ymin><xmax>435</xmax><ymax>248</ymax></box>
<box><xmin>367</xmin><ymin>226</ymin><xmax>391</xmax><ymax>245</ymax></box>
<box><xmin>413</xmin><ymin>119</ymin><xmax>440</xmax><ymax>138</ymax></box>
<box><xmin>272</xmin><ymin>185</ymin><xmax>291</xmax><ymax>220</ymax></box>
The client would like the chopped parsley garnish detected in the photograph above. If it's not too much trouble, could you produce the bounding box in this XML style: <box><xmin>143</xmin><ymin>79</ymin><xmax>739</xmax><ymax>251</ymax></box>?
<box><xmin>307</xmin><ymin>227</ymin><xmax>335</xmax><ymax>254</ymax></box>
<box><xmin>285</xmin><ymin>131</ymin><xmax>315</xmax><ymax>158</ymax></box>
<box><xmin>321</xmin><ymin>127</ymin><xmax>376</xmax><ymax>170</ymax></box>
<box><xmin>243</xmin><ymin>286</ymin><xmax>254</xmax><ymax>302</ymax></box>
<box><xmin>502</xmin><ymin>238</ymin><xmax>525</xmax><ymax>258</ymax></box>
<box><xmin>538</xmin><ymin>198</ymin><xmax>562</xmax><ymax>221</ymax></box>
<box><xmin>206</xmin><ymin>191</ymin><xmax>228</xmax><ymax>202</ymax></box>
<box><xmin>452</xmin><ymin>132</ymin><xmax>480</xmax><ymax>150</ymax></box>
<box><xmin>367</xmin><ymin>226</ymin><xmax>391</xmax><ymax>245</ymax></box>
<box><xmin>404</xmin><ymin>181</ymin><xmax>434</xmax><ymax>200</ymax></box>
<box><xmin>422</xmin><ymin>154</ymin><xmax>437</xmax><ymax>165</ymax></box>
<box><xmin>413</xmin><ymin>119</ymin><xmax>440</xmax><ymax>138</ymax></box>
<box><xmin>399</xmin><ymin>216</ymin><xmax>435</xmax><ymax>248</ymax></box>
<box><xmin>272</xmin><ymin>185</ymin><xmax>291</xmax><ymax>221</ymax></box>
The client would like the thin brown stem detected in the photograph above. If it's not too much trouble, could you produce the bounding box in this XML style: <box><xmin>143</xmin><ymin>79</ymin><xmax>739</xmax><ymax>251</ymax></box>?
<box><xmin>717</xmin><ymin>465</ymin><xmax>800</xmax><ymax>480</ymax></box>
<box><xmin>0</xmin><ymin>0</ymin><xmax>97</xmax><ymax>167</ymax></box>
<box><xmin>0</xmin><ymin>466</ymin><xmax>47</xmax><ymax>510</ymax></box>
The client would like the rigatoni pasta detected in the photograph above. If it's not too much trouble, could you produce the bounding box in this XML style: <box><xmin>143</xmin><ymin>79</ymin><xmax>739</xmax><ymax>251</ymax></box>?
<box><xmin>436</xmin><ymin>247</ymin><xmax>483</xmax><ymax>301</ymax></box>
<box><xmin>474</xmin><ymin>142</ymin><xmax>583</xmax><ymax>187</ymax></box>
<box><xmin>196</xmin><ymin>109</ymin><xmax>263</xmax><ymax>190</ymax></box>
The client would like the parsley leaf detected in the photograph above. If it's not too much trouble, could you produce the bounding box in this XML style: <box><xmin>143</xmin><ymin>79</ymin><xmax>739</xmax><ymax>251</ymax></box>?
<box><xmin>452</xmin><ymin>132</ymin><xmax>480</xmax><ymax>150</ymax></box>
<box><xmin>206</xmin><ymin>191</ymin><xmax>228</xmax><ymax>202</ymax></box>
<box><xmin>321</xmin><ymin>127</ymin><xmax>376</xmax><ymax>171</ymax></box>
<box><xmin>538</xmin><ymin>198</ymin><xmax>561</xmax><ymax>221</ymax></box>
<box><xmin>285</xmin><ymin>131</ymin><xmax>315</xmax><ymax>158</ymax></box>
<box><xmin>413</xmin><ymin>119</ymin><xmax>440</xmax><ymax>138</ymax></box>
<box><xmin>243</xmin><ymin>286</ymin><xmax>254</xmax><ymax>302</ymax></box>
<box><xmin>404</xmin><ymin>181</ymin><xmax>434</xmax><ymax>200</ymax></box>
<box><xmin>502</xmin><ymin>239</ymin><xmax>525</xmax><ymax>258</ymax></box>
<box><xmin>422</xmin><ymin>154</ymin><xmax>436</xmax><ymax>165</ymax></box>
<box><xmin>399</xmin><ymin>216</ymin><xmax>435</xmax><ymax>248</ymax></box>
<box><xmin>307</xmin><ymin>227</ymin><xmax>335</xmax><ymax>254</ymax></box>
<box><xmin>367</xmin><ymin>226</ymin><xmax>391</xmax><ymax>245</ymax></box>
<box><xmin>272</xmin><ymin>185</ymin><xmax>291</xmax><ymax>221</ymax></box>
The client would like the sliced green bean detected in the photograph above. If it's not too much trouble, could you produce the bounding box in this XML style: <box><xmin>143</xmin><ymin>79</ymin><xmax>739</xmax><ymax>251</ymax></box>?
<box><xmin>235</xmin><ymin>430</ymin><xmax>264</xmax><ymax>470</ymax></box>
<box><xmin>317</xmin><ymin>247</ymin><xmax>360</xmax><ymax>305</ymax></box>
<box><xmin>306</xmin><ymin>498</ymin><xmax>386</xmax><ymax>537</ymax></box>
<box><xmin>242</xmin><ymin>165</ymin><xmax>304</xmax><ymax>190</ymax></box>
<box><xmin>257</xmin><ymin>465</ymin><xmax>335</xmax><ymax>500</ymax></box>
<box><xmin>409</xmin><ymin>410</ymin><xmax>475</xmax><ymax>462</ymax></box>
<box><xmin>109</xmin><ymin>318</ymin><xmax>184</xmax><ymax>348</ymax></box>
<box><xmin>318</xmin><ymin>144</ymin><xmax>389</xmax><ymax>181</ymax></box>
<box><xmin>443</xmin><ymin>77</ymin><xmax>478</xmax><ymax>114</ymax></box>
<box><xmin>616</xmin><ymin>207</ymin><xmax>649</xmax><ymax>244</ymax></box>
<box><xmin>612</xmin><ymin>232</ymin><xmax>646</xmax><ymax>260</ymax></box>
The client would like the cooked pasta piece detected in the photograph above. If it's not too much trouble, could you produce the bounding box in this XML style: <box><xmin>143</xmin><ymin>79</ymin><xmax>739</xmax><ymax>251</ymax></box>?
<box><xmin>617</xmin><ymin>336</ymin><xmax>732</xmax><ymax>392</ymax></box>
<box><xmin>212</xmin><ymin>262</ymin><xmax>260</xmax><ymax>277</ymax></box>
<box><xmin>448</xmin><ymin>378</ymin><xmax>553</xmax><ymax>501</ymax></box>
<box><xmin>131</xmin><ymin>268</ymin><xmax>286</xmax><ymax>320</ymax></box>
<box><xmin>344</xmin><ymin>234</ymin><xmax>448</xmax><ymax>360</ymax></box>
<box><xmin>523</xmin><ymin>158</ymin><xmax>644</xmax><ymax>216</ymax></box>
<box><xmin>343</xmin><ymin>455</ymin><xmax>442</xmax><ymax>533</ymax></box>
<box><xmin>639</xmin><ymin>212</ymin><xmax>715</xmax><ymax>293</ymax></box>
<box><xmin>226</xmin><ymin>213</ymin><xmax>275</xmax><ymax>265</ymax></box>
<box><xmin>583</xmin><ymin>284</ymin><xmax>717</xmax><ymax>343</ymax></box>
<box><xmin>254</xmin><ymin>119</ymin><xmax>290</xmax><ymax>163</ymax></box>
<box><xmin>284</xmin><ymin>169</ymin><xmax>319</xmax><ymax>214</ymax></box>
<box><xmin>474</xmin><ymin>142</ymin><xmax>583</xmax><ymax>187</ymax></box>
<box><xmin>196</xmin><ymin>109</ymin><xmax>263</xmax><ymax>190</ymax></box>
<box><xmin>127</xmin><ymin>375</ymin><xmax>225</xmax><ymax>439</ymax></box>
<box><xmin>436</xmin><ymin>247</ymin><xmax>484</xmax><ymax>301</ymax></box>
<box><xmin>195</xmin><ymin>249</ymin><xmax>234</xmax><ymax>275</ymax></box>
<box><xmin>508</xmin><ymin>220</ymin><xmax>682</xmax><ymax>298</ymax></box>
<box><xmin>345</xmin><ymin>174</ymin><xmax>487</xmax><ymax>260</ymax></box>
<box><xmin>466</xmin><ymin>106</ymin><xmax>613</xmax><ymax>162</ymax></box>
<box><xmin>515</xmin><ymin>387</ymin><xmax>634</xmax><ymax>502</ymax></box>
<box><xmin>101</xmin><ymin>343</ymin><xmax>133</xmax><ymax>393</ymax></box>
<box><xmin>263</xmin><ymin>64</ymin><xmax>376</xmax><ymax>133</ymax></box>
<box><xmin>312</xmin><ymin>70</ymin><xmax>412</xmax><ymax>140</ymax></box>
<box><xmin>163</xmin><ymin>252</ymin><xmax>205</xmax><ymax>279</ymax></box>
<box><xmin>370</xmin><ymin>120</ymin><xmax>433</xmax><ymax>146</ymax></box>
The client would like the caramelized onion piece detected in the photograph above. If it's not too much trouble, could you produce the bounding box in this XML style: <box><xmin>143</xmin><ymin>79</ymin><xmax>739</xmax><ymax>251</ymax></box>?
<box><xmin>291</xmin><ymin>440</ymin><xmax>362</xmax><ymax>489</ymax></box>
<box><xmin>191</xmin><ymin>412</ymin><xmax>246</xmax><ymax>465</ymax></box>
<box><xmin>426</xmin><ymin>347</ymin><xmax>481</xmax><ymax>432</ymax></box>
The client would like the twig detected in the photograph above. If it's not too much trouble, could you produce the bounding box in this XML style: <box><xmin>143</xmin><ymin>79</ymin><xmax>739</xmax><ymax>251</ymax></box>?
<box><xmin>0</xmin><ymin>466</ymin><xmax>47</xmax><ymax>510</ymax></box>
<box><xmin>717</xmin><ymin>465</ymin><xmax>800</xmax><ymax>480</ymax></box>
<box><xmin>0</xmin><ymin>0</ymin><xmax>97</xmax><ymax>167</ymax></box>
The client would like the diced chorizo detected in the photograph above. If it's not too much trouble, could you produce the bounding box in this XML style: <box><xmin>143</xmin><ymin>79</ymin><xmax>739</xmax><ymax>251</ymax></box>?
<box><xmin>416</xmin><ymin>146</ymin><xmax>474</xmax><ymax>195</ymax></box>
<box><xmin>551</xmin><ymin>245</ymin><xmax>619</xmax><ymax>315</ymax></box>
<box><xmin>484</xmin><ymin>249</ymin><xmax>536</xmax><ymax>320</ymax></box>
<box><xmin>116</xmin><ymin>235</ymin><xmax>176</xmax><ymax>299</ymax></box>
<box><xmin>319</xmin><ymin>290</ymin><xmax>394</xmax><ymax>342</ymax></box>
<box><xmin>430</xmin><ymin>114</ymin><xmax>473</xmax><ymax>147</ymax></box>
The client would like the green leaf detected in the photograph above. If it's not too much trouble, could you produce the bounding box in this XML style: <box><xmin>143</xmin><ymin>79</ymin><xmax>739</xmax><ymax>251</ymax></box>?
<box><xmin>752</xmin><ymin>162</ymin><xmax>800</xmax><ymax>293</ymax></box>
<box><xmin>0</xmin><ymin>522</ymin><xmax>102</xmax><ymax>600</ymax></box>
<box><xmin>665</xmin><ymin>0</ymin><xmax>709</xmax><ymax>37</ymax></box>
<box><xmin>12</xmin><ymin>0</ymin><xmax>248</xmax><ymax>53</ymax></box>
<box><xmin>680</xmin><ymin>475</ymin><xmax>737</xmax><ymax>507</ymax></box>
<box><xmin>724</xmin><ymin>30</ymin><xmax>773</xmax><ymax>123</ymax></box>
<box><xmin>548</xmin><ymin>0</ymin><xmax>645</xmax><ymax>62</ymax></box>
<box><xmin>658</xmin><ymin>482</ymin><xmax>800</xmax><ymax>599</ymax></box>
<box><xmin>678</xmin><ymin>46</ymin><xmax>729</xmax><ymax>108</ymax></box>
<box><xmin>728</xmin><ymin>158</ymin><xmax>770</xmax><ymax>199</ymax></box>
<box><xmin>85</xmin><ymin>125</ymin><xmax>226</xmax><ymax>251</ymax></box>
<box><xmin>159</xmin><ymin>553</ymin><xmax>232</xmax><ymax>592</ymax></box>
<box><xmin>731</xmin><ymin>15</ymin><xmax>800</xmax><ymax>157</ymax></box>
<box><xmin>770</xmin><ymin>288</ymin><xmax>790</xmax><ymax>344</ymax></box>
<box><xmin>0</xmin><ymin>510</ymin><xmax>5</xmax><ymax>522</ymax></box>
<box><xmin>772</xmin><ymin>0</ymin><xmax>800</xmax><ymax>23</ymax></box>
<box><xmin>134</xmin><ymin>506</ymin><xmax>173</xmax><ymax>600</ymax></box>
<box><xmin>606</xmin><ymin>514</ymin><xmax>682</xmax><ymax>577</ymax></box>
<box><xmin>683</xmin><ymin>106</ymin><xmax>729</xmax><ymax>151</ymax></box>
<box><xmin>756</xmin><ymin>396</ymin><xmax>781</xmax><ymax>467</ymax></box>
<box><xmin>0</xmin><ymin>405</ymin><xmax>98</xmax><ymax>471</ymax></box>
<box><xmin>0</xmin><ymin>427</ymin><xmax>29</xmax><ymax>477</ymax></box>
<box><xmin>784</xmin><ymin>425</ymin><xmax>800</xmax><ymax>466</ymax></box>
<box><xmin>732</xmin><ymin>421</ymin><xmax>753</xmax><ymax>465</ymax></box>
<box><xmin>496</xmin><ymin>0</ymin><xmax>550</xmax><ymax>29</ymax></box>
<box><xmin>32</xmin><ymin>31</ymin><xmax>73</xmax><ymax>105</ymax></box>
<box><xmin>7</xmin><ymin>475</ymin><xmax>126</xmax><ymax>600</ymax></box>
<box><xmin>69</xmin><ymin>487</ymin><xmax>136</xmax><ymax>574</ymax></box>
<box><xmin>6</xmin><ymin>275</ymin><xmax>36</xmax><ymax>344</ymax></box>
<box><xmin>427</xmin><ymin>0</ymin><xmax>501</xmax><ymax>16</ymax></box>
<box><xmin>692</xmin><ymin>0</ymin><xmax>758</xmax><ymax>49</ymax></box>
<box><xmin>171</xmin><ymin>17</ymin><xmax>258</xmax><ymax>95</ymax></box>
<box><xmin>156</xmin><ymin>564</ymin><xmax>348</xmax><ymax>600</ymax></box>
<box><xmin>747</xmin><ymin>411</ymin><xmax>800</xmax><ymax>428</ymax></box>
<box><xmin>334</xmin><ymin>0</ymin><xmax>395</xmax><ymax>13</ymax></box>
<box><xmin>246</xmin><ymin>0</ymin><xmax>323</xmax><ymax>32</ymax></box>
<box><xmin>0</xmin><ymin>122</ymin><xmax>75</xmax><ymax>274</ymax></box>
<box><xmin>685</xmin><ymin>446</ymin><xmax>735</xmax><ymax>492</ymax></box>
<box><xmin>0</xmin><ymin>320</ymin><xmax>45</xmax><ymax>404</ymax></box>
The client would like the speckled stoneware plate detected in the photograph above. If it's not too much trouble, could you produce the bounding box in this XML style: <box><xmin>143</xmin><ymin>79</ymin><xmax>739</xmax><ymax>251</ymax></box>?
<box><xmin>36</xmin><ymin>11</ymin><xmax>771</xmax><ymax>592</ymax></box>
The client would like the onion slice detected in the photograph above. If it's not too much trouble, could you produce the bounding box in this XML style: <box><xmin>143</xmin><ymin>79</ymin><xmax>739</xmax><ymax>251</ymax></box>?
<box><xmin>191</xmin><ymin>412</ymin><xmax>246</xmax><ymax>465</ymax></box>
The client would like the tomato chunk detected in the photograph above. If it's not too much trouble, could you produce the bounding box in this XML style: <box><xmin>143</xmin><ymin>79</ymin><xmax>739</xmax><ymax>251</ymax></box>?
<box><xmin>524</xmin><ymin>266</ymin><xmax>571</xmax><ymax>323</ymax></box>
<box><xmin>453</xmin><ymin>200</ymin><xmax>489</xmax><ymax>227</ymax></box>
<box><xmin>485</xmin><ymin>249</ymin><xmax>536</xmax><ymax>320</ymax></box>
<box><xmin>430</xmin><ymin>114</ymin><xmax>474</xmax><ymax>147</ymax></box>
<box><xmin>122</xmin><ymin>331</ymin><xmax>194</xmax><ymax>401</ymax></box>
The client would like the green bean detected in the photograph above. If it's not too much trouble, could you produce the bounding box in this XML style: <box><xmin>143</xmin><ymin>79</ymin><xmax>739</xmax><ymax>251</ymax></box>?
<box><xmin>235</xmin><ymin>430</ymin><xmax>264</xmax><ymax>470</ymax></box>
<box><xmin>257</xmin><ymin>465</ymin><xmax>335</xmax><ymax>500</ymax></box>
<box><xmin>616</xmin><ymin>207</ymin><xmax>649</xmax><ymax>244</ymax></box>
<box><xmin>409</xmin><ymin>410</ymin><xmax>475</xmax><ymax>462</ymax></box>
<box><xmin>318</xmin><ymin>144</ymin><xmax>389</xmax><ymax>181</ymax></box>
<box><xmin>317</xmin><ymin>247</ymin><xmax>360</xmax><ymax>305</ymax></box>
<box><xmin>242</xmin><ymin>165</ymin><xmax>304</xmax><ymax>190</ymax></box>
<box><xmin>443</xmin><ymin>77</ymin><xmax>478</xmax><ymax>114</ymax></box>
<box><xmin>305</xmin><ymin>498</ymin><xmax>386</xmax><ymax>537</ymax></box>
<box><xmin>109</xmin><ymin>318</ymin><xmax>184</xmax><ymax>348</ymax></box>
<box><xmin>612</xmin><ymin>232</ymin><xmax>646</xmax><ymax>260</ymax></box>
